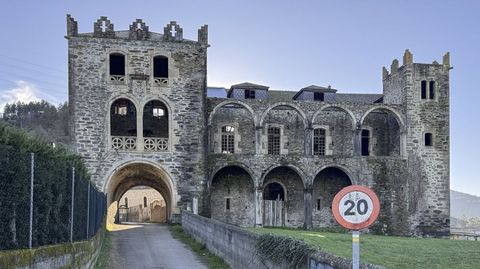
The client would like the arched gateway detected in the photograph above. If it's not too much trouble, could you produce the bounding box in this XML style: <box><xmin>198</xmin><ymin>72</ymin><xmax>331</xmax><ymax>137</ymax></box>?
<box><xmin>104</xmin><ymin>161</ymin><xmax>177</xmax><ymax>225</ymax></box>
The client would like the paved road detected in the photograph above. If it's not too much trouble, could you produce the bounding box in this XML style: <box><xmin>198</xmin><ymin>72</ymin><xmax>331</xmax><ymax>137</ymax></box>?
<box><xmin>108</xmin><ymin>223</ymin><xmax>209</xmax><ymax>269</ymax></box>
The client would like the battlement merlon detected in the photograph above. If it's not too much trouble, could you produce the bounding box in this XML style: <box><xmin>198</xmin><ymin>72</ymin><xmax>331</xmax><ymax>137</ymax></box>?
<box><xmin>382</xmin><ymin>50</ymin><xmax>452</xmax><ymax>80</ymax></box>
<box><xmin>65</xmin><ymin>14</ymin><xmax>209</xmax><ymax>45</ymax></box>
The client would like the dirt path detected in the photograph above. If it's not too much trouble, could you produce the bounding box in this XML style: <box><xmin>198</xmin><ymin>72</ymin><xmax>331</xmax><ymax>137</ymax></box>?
<box><xmin>108</xmin><ymin>223</ymin><xmax>209</xmax><ymax>269</ymax></box>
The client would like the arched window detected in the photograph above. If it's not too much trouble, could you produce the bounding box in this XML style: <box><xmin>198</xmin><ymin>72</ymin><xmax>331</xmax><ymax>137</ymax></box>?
<box><xmin>267</xmin><ymin>127</ymin><xmax>281</xmax><ymax>155</ymax></box>
<box><xmin>221</xmin><ymin>125</ymin><xmax>235</xmax><ymax>154</ymax></box>
<box><xmin>429</xmin><ymin>81</ymin><xmax>435</xmax><ymax>100</ymax></box>
<box><xmin>109</xmin><ymin>53</ymin><xmax>125</xmax><ymax>82</ymax></box>
<box><xmin>110</xmin><ymin>99</ymin><xmax>136</xmax><ymax>136</ymax></box>
<box><xmin>313</xmin><ymin>128</ymin><xmax>326</xmax><ymax>156</ymax></box>
<box><xmin>361</xmin><ymin>129</ymin><xmax>370</xmax><ymax>156</ymax></box>
<box><xmin>153</xmin><ymin>56</ymin><xmax>168</xmax><ymax>85</ymax></box>
<box><xmin>143</xmin><ymin>100</ymin><xmax>169</xmax><ymax>151</ymax></box>
<box><xmin>421</xmin><ymin>80</ymin><xmax>427</xmax><ymax>99</ymax></box>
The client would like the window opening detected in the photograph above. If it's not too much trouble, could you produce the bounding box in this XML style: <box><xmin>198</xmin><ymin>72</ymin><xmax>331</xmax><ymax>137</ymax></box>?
<box><xmin>429</xmin><ymin>81</ymin><xmax>435</xmax><ymax>99</ymax></box>
<box><xmin>425</xmin><ymin>133</ymin><xmax>433</xmax><ymax>146</ymax></box>
<box><xmin>125</xmin><ymin>197</ymin><xmax>128</xmax><ymax>208</ymax></box>
<box><xmin>144</xmin><ymin>197</ymin><xmax>147</xmax><ymax>207</ymax></box>
<box><xmin>153</xmin><ymin>107</ymin><xmax>165</xmax><ymax>117</ymax></box>
<box><xmin>421</xmin><ymin>80</ymin><xmax>427</xmax><ymax>99</ymax></box>
<box><xmin>313</xmin><ymin>128</ymin><xmax>326</xmax><ymax>155</ymax></box>
<box><xmin>114</xmin><ymin>100</ymin><xmax>128</xmax><ymax>115</ymax></box>
<box><xmin>361</xmin><ymin>129</ymin><xmax>370</xmax><ymax>156</ymax></box>
<box><xmin>313</xmin><ymin>92</ymin><xmax>324</xmax><ymax>101</ymax></box>
<box><xmin>109</xmin><ymin>53</ymin><xmax>125</xmax><ymax>76</ymax></box>
<box><xmin>225</xmin><ymin>198</ymin><xmax>231</xmax><ymax>210</ymax></box>
<box><xmin>153</xmin><ymin>56</ymin><xmax>168</xmax><ymax>78</ymax></box>
<box><xmin>316</xmin><ymin>199</ymin><xmax>321</xmax><ymax>210</ymax></box>
<box><xmin>268</xmin><ymin>127</ymin><xmax>281</xmax><ymax>155</ymax></box>
<box><xmin>221</xmin><ymin>125</ymin><xmax>235</xmax><ymax>154</ymax></box>
<box><xmin>245</xmin><ymin>89</ymin><xmax>255</xmax><ymax>99</ymax></box>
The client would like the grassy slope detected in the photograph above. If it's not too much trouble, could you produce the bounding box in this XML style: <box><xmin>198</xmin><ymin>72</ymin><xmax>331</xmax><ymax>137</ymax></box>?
<box><xmin>250</xmin><ymin>228</ymin><xmax>480</xmax><ymax>269</ymax></box>
<box><xmin>93</xmin><ymin>231</ymin><xmax>111</xmax><ymax>269</ymax></box>
<box><xmin>169</xmin><ymin>225</ymin><xmax>231</xmax><ymax>269</ymax></box>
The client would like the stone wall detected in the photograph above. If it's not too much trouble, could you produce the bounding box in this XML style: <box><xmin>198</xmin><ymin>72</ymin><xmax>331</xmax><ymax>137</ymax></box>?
<box><xmin>181</xmin><ymin>211</ymin><xmax>385</xmax><ymax>269</ymax></box>
<box><xmin>0</xmin><ymin>226</ymin><xmax>104</xmax><ymax>269</ymax></box>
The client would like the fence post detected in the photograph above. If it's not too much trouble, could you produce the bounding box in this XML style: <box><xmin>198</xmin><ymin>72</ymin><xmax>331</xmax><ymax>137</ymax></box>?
<box><xmin>29</xmin><ymin>153</ymin><xmax>34</xmax><ymax>249</ymax></box>
<box><xmin>86</xmin><ymin>182</ymin><xmax>90</xmax><ymax>239</ymax></box>
<box><xmin>70</xmin><ymin>166</ymin><xmax>75</xmax><ymax>243</ymax></box>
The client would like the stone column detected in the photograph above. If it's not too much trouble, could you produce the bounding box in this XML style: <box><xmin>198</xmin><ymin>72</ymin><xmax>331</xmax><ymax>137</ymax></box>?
<box><xmin>304</xmin><ymin>126</ymin><xmax>313</xmax><ymax>157</ymax></box>
<box><xmin>137</xmin><ymin>108</ymin><xmax>144</xmax><ymax>152</ymax></box>
<box><xmin>353</xmin><ymin>127</ymin><xmax>362</xmax><ymax>156</ymax></box>
<box><xmin>255</xmin><ymin>126</ymin><xmax>263</xmax><ymax>155</ymax></box>
<box><xmin>255</xmin><ymin>186</ymin><xmax>263</xmax><ymax>227</ymax></box>
<box><xmin>400</xmin><ymin>129</ymin><xmax>407</xmax><ymax>157</ymax></box>
<box><xmin>303</xmin><ymin>187</ymin><xmax>313</xmax><ymax>230</ymax></box>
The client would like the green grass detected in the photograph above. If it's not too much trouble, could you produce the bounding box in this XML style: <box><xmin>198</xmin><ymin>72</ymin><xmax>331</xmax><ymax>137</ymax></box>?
<box><xmin>169</xmin><ymin>225</ymin><xmax>231</xmax><ymax>269</ymax></box>
<box><xmin>249</xmin><ymin>227</ymin><xmax>480</xmax><ymax>269</ymax></box>
<box><xmin>93</xmin><ymin>231</ymin><xmax>112</xmax><ymax>269</ymax></box>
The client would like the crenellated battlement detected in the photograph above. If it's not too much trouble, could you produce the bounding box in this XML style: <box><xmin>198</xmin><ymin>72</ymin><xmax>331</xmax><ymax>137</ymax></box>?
<box><xmin>382</xmin><ymin>49</ymin><xmax>451</xmax><ymax>80</ymax></box>
<box><xmin>65</xmin><ymin>14</ymin><xmax>208</xmax><ymax>45</ymax></box>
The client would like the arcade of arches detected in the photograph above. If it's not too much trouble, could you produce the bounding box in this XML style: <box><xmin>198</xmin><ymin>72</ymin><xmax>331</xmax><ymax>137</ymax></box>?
<box><xmin>209</xmin><ymin>165</ymin><xmax>352</xmax><ymax>228</ymax></box>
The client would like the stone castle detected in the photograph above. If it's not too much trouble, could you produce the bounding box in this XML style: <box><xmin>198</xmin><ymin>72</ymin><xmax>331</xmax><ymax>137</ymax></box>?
<box><xmin>66</xmin><ymin>15</ymin><xmax>450</xmax><ymax>236</ymax></box>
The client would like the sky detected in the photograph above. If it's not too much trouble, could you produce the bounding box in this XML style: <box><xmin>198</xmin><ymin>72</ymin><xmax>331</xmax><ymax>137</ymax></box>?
<box><xmin>0</xmin><ymin>0</ymin><xmax>479</xmax><ymax>195</ymax></box>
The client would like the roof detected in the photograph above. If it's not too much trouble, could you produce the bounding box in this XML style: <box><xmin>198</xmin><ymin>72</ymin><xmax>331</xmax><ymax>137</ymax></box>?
<box><xmin>293</xmin><ymin>85</ymin><xmax>338</xmax><ymax>100</ymax></box>
<box><xmin>335</xmin><ymin>94</ymin><xmax>384</xmax><ymax>103</ymax></box>
<box><xmin>230</xmin><ymin>82</ymin><xmax>269</xmax><ymax>90</ymax></box>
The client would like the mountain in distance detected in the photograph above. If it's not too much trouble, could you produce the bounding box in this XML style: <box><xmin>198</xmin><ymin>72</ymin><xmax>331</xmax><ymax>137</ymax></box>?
<box><xmin>451</xmin><ymin>190</ymin><xmax>480</xmax><ymax>219</ymax></box>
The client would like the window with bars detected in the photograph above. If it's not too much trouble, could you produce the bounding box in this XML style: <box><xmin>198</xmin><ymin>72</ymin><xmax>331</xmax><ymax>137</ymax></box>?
<box><xmin>313</xmin><ymin>128</ymin><xmax>326</xmax><ymax>155</ymax></box>
<box><xmin>245</xmin><ymin>89</ymin><xmax>255</xmax><ymax>99</ymax></box>
<box><xmin>268</xmin><ymin>127</ymin><xmax>281</xmax><ymax>155</ymax></box>
<box><xmin>221</xmin><ymin>125</ymin><xmax>235</xmax><ymax>153</ymax></box>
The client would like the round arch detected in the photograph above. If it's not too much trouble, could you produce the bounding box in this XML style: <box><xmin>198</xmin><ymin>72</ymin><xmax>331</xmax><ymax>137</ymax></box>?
<box><xmin>260</xmin><ymin>164</ymin><xmax>307</xmax><ymax>188</ymax></box>
<box><xmin>103</xmin><ymin>160</ymin><xmax>177</xmax><ymax>224</ymax></box>
<box><xmin>359</xmin><ymin>106</ymin><xmax>405</xmax><ymax>130</ymax></box>
<box><xmin>106</xmin><ymin>95</ymin><xmax>140</xmax><ymax>138</ymax></box>
<box><xmin>263</xmin><ymin>181</ymin><xmax>287</xmax><ymax>201</ymax></box>
<box><xmin>208</xmin><ymin>163</ymin><xmax>256</xmax><ymax>188</ymax></box>
<box><xmin>208</xmin><ymin>100</ymin><xmax>256</xmax><ymax>126</ymax></box>
<box><xmin>312</xmin><ymin>105</ymin><xmax>357</xmax><ymax>129</ymax></box>
<box><xmin>259</xmin><ymin>102</ymin><xmax>309</xmax><ymax>128</ymax></box>
<box><xmin>313</xmin><ymin>164</ymin><xmax>356</xmax><ymax>185</ymax></box>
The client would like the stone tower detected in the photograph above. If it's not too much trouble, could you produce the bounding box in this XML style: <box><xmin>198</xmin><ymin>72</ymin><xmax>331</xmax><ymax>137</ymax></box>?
<box><xmin>66</xmin><ymin>15</ymin><xmax>209</xmax><ymax>222</ymax></box>
<box><xmin>383</xmin><ymin>50</ymin><xmax>451</xmax><ymax>236</ymax></box>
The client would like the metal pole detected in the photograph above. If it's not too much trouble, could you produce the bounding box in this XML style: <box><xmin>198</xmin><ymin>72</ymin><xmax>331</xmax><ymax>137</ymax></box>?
<box><xmin>352</xmin><ymin>230</ymin><xmax>360</xmax><ymax>269</ymax></box>
<box><xmin>29</xmin><ymin>153</ymin><xmax>34</xmax><ymax>249</ymax></box>
<box><xmin>70</xmin><ymin>167</ymin><xmax>75</xmax><ymax>243</ymax></box>
<box><xmin>86</xmin><ymin>182</ymin><xmax>90</xmax><ymax>239</ymax></box>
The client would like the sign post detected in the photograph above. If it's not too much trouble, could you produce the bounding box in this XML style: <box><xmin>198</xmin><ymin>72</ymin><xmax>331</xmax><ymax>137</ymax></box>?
<box><xmin>332</xmin><ymin>185</ymin><xmax>380</xmax><ymax>269</ymax></box>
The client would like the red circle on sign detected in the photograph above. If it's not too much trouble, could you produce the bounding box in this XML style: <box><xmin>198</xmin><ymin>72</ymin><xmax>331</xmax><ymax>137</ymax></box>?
<box><xmin>332</xmin><ymin>185</ymin><xmax>380</xmax><ymax>230</ymax></box>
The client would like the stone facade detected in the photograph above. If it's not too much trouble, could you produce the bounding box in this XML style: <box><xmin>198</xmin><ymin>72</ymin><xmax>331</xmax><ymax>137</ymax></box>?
<box><xmin>67</xmin><ymin>15</ymin><xmax>450</xmax><ymax>236</ymax></box>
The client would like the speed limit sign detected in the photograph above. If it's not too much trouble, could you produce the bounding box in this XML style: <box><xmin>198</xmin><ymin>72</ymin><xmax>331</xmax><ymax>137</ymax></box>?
<box><xmin>332</xmin><ymin>185</ymin><xmax>380</xmax><ymax>230</ymax></box>
<box><xmin>332</xmin><ymin>185</ymin><xmax>380</xmax><ymax>269</ymax></box>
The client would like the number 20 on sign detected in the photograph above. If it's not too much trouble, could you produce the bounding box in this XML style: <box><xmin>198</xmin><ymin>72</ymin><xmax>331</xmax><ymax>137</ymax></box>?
<box><xmin>332</xmin><ymin>185</ymin><xmax>380</xmax><ymax>269</ymax></box>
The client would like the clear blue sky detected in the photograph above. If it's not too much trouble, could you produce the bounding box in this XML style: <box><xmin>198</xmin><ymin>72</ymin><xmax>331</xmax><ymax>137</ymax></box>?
<box><xmin>1</xmin><ymin>0</ymin><xmax>479</xmax><ymax>195</ymax></box>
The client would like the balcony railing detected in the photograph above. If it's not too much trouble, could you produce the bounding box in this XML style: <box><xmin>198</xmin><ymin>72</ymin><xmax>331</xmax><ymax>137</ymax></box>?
<box><xmin>110</xmin><ymin>75</ymin><xmax>125</xmax><ymax>83</ymax></box>
<box><xmin>144</xmin><ymin>137</ymin><xmax>168</xmax><ymax>151</ymax></box>
<box><xmin>153</xmin><ymin>77</ymin><xmax>168</xmax><ymax>86</ymax></box>
<box><xmin>110</xmin><ymin>136</ymin><xmax>169</xmax><ymax>152</ymax></box>
<box><xmin>111</xmin><ymin>136</ymin><xmax>137</xmax><ymax>150</ymax></box>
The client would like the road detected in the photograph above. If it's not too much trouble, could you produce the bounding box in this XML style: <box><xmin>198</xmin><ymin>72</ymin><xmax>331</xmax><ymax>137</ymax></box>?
<box><xmin>108</xmin><ymin>223</ymin><xmax>209</xmax><ymax>269</ymax></box>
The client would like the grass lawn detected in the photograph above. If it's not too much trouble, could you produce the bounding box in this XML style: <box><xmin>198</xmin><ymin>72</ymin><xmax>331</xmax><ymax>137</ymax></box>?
<box><xmin>249</xmin><ymin>228</ymin><xmax>480</xmax><ymax>269</ymax></box>
<box><xmin>94</xmin><ymin>231</ymin><xmax>112</xmax><ymax>269</ymax></box>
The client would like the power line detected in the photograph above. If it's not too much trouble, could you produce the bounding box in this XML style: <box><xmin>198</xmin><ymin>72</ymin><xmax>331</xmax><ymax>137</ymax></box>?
<box><xmin>0</xmin><ymin>53</ymin><xmax>65</xmax><ymax>74</ymax></box>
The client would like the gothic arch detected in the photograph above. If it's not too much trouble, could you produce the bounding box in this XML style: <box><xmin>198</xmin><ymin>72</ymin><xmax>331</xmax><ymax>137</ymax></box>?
<box><xmin>259</xmin><ymin>102</ymin><xmax>309</xmax><ymax>128</ymax></box>
<box><xmin>208</xmin><ymin>100</ymin><xmax>256</xmax><ymax>126</ymax></box>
